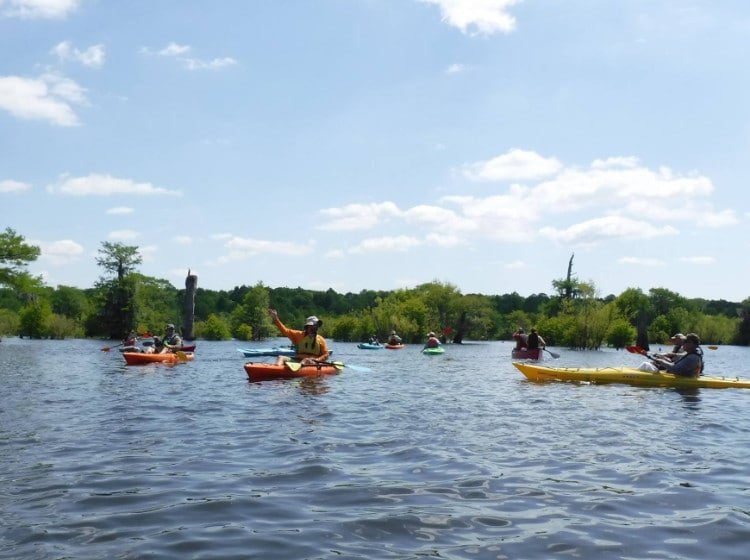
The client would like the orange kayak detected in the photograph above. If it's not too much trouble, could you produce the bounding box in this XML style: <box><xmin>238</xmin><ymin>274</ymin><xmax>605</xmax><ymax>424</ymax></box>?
<box><xmin>385</xmin><ymin>343</ymin><xmax>405</xmax><ymax>350</ymax></box>
<box><xmin>244</xmin><ymin>362</ymin><xmax>341</xmax><ymax>382</ymax></box>
<box><xmin>123</xmin><ymin>352</ymin><xmax>194</xmax><ymax>365</ymax></box>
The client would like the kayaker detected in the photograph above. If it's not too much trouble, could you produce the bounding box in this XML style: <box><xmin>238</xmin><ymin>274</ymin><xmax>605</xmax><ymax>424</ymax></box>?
<box><xmin>512</xmin><ymin>327</ymin><xmax>528</xmax><ymax>350</ymax></box>
<box><xmin>388</xmin><ymin>330</ymin><xmax>402</xmax><ymax>345</ymax></box>
<box><xmin>369</xmin><ymin>335</ymin><xmax>380</xmax><ymax>345</ymax></box>
<box><xmin>424</xmin><ymin>331</ymin><xmax>441</xmax><ymax>349</ymax></box>
<box><xmin>655</xmin><ymin>333</ymin><xmax>686</xmax><ymax>361</ymax></box>
<box><xmin>268</xmin><ymin>309</ymin><xmax>330</xmax><ymax>366</ymax></box>
<box><xmin>145</xmin><ymin>336</ymin><xmax>167</xmax><ymax>354</ymax></box>
<box><xmin>123</xmin><ymin>330</ymin><xmax>138</xmax><ymax>347</ymax></box>
<box><xmin>163</xmin><ymin>323</ymin><xmax>183</xmax><ymax>351</ymax></box>
<box><xmin>651</xmin><ymin>333</ymin><xmax>704</xmax><ymax>377</ymax></box>
<box><xmin>527</xmin><ymin>328</ymin><xmax>546</xmax><ymax>350</ymax></box>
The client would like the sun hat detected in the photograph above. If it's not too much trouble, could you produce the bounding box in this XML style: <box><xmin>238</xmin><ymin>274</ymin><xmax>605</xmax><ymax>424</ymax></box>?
<box><xmin>427</xmin><ymin>331</ymin><xmax>435</xmax><ymax>337</ymax></box>
<box><xmin>166</xmin><ymin>323</ymin><xmax>175</xmax><ymax>329</ymax></box>
<box><xmin>670</xmin><ymin>333</ymin><xmax>686</xmax><ymax>341</ymax></box>
<box><xmin>305</xmin><ymin>316</ymin><xmax>322</xmax><ymax>327</ymax></box>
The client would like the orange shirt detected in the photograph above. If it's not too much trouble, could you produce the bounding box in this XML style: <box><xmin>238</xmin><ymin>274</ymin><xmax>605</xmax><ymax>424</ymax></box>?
<box><xmin>273</xmin><ymin>317</ymin><xmax>330</xmax><ymax>361</ymax></box>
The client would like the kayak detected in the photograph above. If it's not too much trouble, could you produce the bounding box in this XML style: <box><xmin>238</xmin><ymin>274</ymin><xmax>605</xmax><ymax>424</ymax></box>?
<box><xmin>422</xmin><ymin>346</ymin><xmax>445</xmax><ymax>355</ymax></box>
<box><xmin>237</xmin><ymin>346</ymin><xmax>296</xmax><ymax>357</ymax></box>
<box><xmin>244</xmin><ymin>361</ymin><xmax>342</xmax><ymax>382</ymax></box>
<box><xmin>512</xmin><ymin>362</ymin><xmax>750</xmax><ymax>389</ymax></box>
<box><xmin>123</xmin><ymin>352</ymin><xmax>194</xmax><ymax>365</ymax></box>
<box><xmin>385</xmin><ymin>343</ymin><xmax>405</xmax><ymax>350</ymax></box>
<box><xmin>120</xmin><ymin>344</ymin><xmax>196</xmax><ymax>353</ymax></box>
<box><xmin>357</xmin><ymin>343</ymin><xmax>383</xmax><ymax>350</ymax></box>
<box><xmin>511</xmin><ymin>347</ymin><xmax>543</xmax><ymax>360</ymax></box>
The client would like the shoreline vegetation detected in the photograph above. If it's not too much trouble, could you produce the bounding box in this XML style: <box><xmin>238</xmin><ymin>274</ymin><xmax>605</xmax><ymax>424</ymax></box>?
<box><xmin>1</xmin><ymin>233</ymin><xmax>748</xmax><ymax>348</ymax></box>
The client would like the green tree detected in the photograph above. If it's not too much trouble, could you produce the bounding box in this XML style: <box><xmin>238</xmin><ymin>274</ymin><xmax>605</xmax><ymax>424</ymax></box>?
<box><xmin>0</xmin><ymin>227</ymin><xmax>41</xmax><ymax>288</ymax></box>
<box><xmin>93</xmin><ymin>242</ymin><xmax>142</xmax><ymax>339</ymax></box>
<box><xmin>195</xmin><ymin>313</ymin><xmax>232</xmax><ymax>340</ymax></box>
<box><xmin>605</xmin><ymin>318</ymin><xmax>637</xmax><ymax>349</ymax></box>
<box><xmin>19</xmin><ymin>300</ymin><xmax>52</xmax><ymax>338</ymax></box>
<box><xmin>231</xmin><ymin>283</ymin><xmax>272</xmax><ymax>340</ymax></box>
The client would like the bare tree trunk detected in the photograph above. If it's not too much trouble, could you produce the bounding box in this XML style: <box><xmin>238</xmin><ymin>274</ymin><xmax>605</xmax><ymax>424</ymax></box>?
<box><xmin>182</xmin><ymin>269</ymin><xmax>197</xmax><ymax>341</ymax></box>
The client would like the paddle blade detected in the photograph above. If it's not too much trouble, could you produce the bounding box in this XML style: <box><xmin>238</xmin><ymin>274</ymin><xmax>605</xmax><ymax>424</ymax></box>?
<box><xmin>175</xmin><ymin>351</ymin><xmax>189</xmax><ymax>362</ymax></box>
<box><xmin>285</xmin><ymin>361</ymin><xmax>302</xmax><ymax>372</ymax></box>
<box><xmin>626</xmin><ymin>345</ymin><xmax>647</xmax><ymax>355</ymax></box>
<box><xmin>707</xmin><ymin>345</ymin><xmax>718</xmax><ymax>350</ymax></box>
<box><xmin>543</xmin><ymin>348</ymin><xmax>561</xmax><ymax>359</ymax></box>
<box><xmin>101</xmin><ymin>347</ymin><xmax>110</xmax><ymax>352</ymax></box>
<box><xmin>331</xmin><ymin>361</ymin><xmax>372</xmax><ymax>373</ymax></box>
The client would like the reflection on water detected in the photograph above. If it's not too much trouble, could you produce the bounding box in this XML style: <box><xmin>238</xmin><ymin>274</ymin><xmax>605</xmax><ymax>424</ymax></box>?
<box><xmin>1</xmin><ymin>337</ymin><xmax>750</xmax><ymax>559</ymax></box>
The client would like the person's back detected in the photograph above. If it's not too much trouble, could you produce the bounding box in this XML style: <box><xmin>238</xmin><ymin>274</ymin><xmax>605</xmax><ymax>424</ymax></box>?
<box><xmin>425</xmin><ymin>332</ymin><xmax>440</xmax><ymax>348</ymax></box>
<box><xmin>512</xmin><ymin>328</ymin><xmax>527</xmax><ymax>349</ymax></box>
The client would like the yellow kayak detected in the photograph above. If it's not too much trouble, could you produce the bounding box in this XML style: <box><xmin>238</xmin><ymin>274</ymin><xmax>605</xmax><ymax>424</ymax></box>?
<box><xmin>512</xmin><ymin>362</ymin><xmax>750</xmax><ymax>389</ymax></box>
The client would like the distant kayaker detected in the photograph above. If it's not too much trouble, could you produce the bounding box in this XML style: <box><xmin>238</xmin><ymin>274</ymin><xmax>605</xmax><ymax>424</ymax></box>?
<box><xmin>388</xmin><ymin>330</ymin><xmax>402</xmax><ymax>345</ymax></box>
<box><xmin>163</xmin><ymin>323</ymin><xmax>183</xmax><ymax>351</ymax></box>
<box><xmin>123</xmin><ymin>330</ymin><xmax>138</xmax><ymax>347</ymax></box>
<box><xmin>369</xmin><ymin>335</ymin><xmax>380</xmax><ymax>345</ymax></box>
<box><xmin>651</xmin><ymin>333</ymin><xmax>704</xmax><ymax>377</ymax></box>
<box><xmin>424</xmin><ymin>331</ymin><xmax>441</xmax><ymax>349</ymax></box>
<box><xmin>268</xmin><ymin>309</ymin><xmax>330</xmax><ymax>366</ymax></box>
<box><xmin>527</xmin><ymin>328</ymin><xmax>546</xmax><ymax>350</ymax></box>
<box><xmin>512</xmin><ymin>327</ymin><xmax>528</xmax><ymax>350</ymax></box>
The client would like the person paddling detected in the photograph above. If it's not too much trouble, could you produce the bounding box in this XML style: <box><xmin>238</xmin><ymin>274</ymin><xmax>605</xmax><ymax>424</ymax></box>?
<box><xmin>651</xmin><ymin>333</ymin><xmax>704</xmax><ymax>377</ymax></box>
<box><xmin>526</xmin><ymin>328</ymin><xmax>546</xmax><ymax>350</ymax></box>
<box><xmin>424</xmin><ymin>331</ymin><xmax>441</xmax><ymax>349</ymax></box>
<box><xmin>268</xmin><ymin>309</ymin><xmax>330</xmax><ymax>366</ymax></box>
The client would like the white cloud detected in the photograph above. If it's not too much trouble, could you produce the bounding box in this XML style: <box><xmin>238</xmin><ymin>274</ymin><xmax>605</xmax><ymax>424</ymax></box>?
<box><xmin>139</xmin><ymin>244</ymin><xmax>158</xmax><ymax>262</ymax></box>
<box><xmin>51</xmin><ymin>41</ymin><xmax>106</xmax><ymax>68</ymax></box>
<box><xmin>0</xmin><ymin>74</ymin><xmax>85</xmax><ymax>126</ymax></box>
<box><xmin>108</xmin><ymin>230</ymin><xmax>139</xmax><ymax>241</ymax></box>
<box><xmin>349</xmin><ymin>235</ymin><xmax>422</xmax><ymax>254</ymax></box>
<box><xmin>541</xmin><ymin>216</ymin><xmax>678</xmax><ymax>246</ymax></box>
<box><xmin>183</xmin><ymin>57</ymin><xmax>237</xmax><ymax>71</ymax></box>
<box><xmin>48</xmin><ymin>173</ymin><xmax>181</xmax><ymax>196</ymax></box>
<box><xmin>445</xmin><ymin>63</ymin><xmax>464</xmax><ymax>74</ymax></box>
<box><xmin>419</xmin><ymin>0</ymin><xmax>521</xmax><ymax>35</ymax></box>
<box><xmin>1</xmin><ymin>0</ymin><xmax>80</xmax><ymax>19</ymax></box>
<box><xmin>144</xmin><ymin>42</ymin><xmax>237</xmax><ymax>71</ymax></box>
<box><xmin>504</xmin><ymin>260</ymin><xmax>526</xmax><ymax>269</ymax></box>
<box><xmin>34</xmin><ymin>238</ymin><xmax>84</xmax><ymax>265</ymax></box>
<box><xmin>324</xmin><ymin>249</ymin><xmax>346</xmax><ymax>259</ymax></box>
<box><xmin>106</xmin><ymin>206</ymin><xmax>134</xmax><ymax>215</ymax></box>
<box><xmin>463</xmin><ymin>148</ymin><xmax>563</xmax><ymax>182</ymax></box>
<box><xmin>173</xmin><ymin>235</ymin><xmax>192</xmax><ymax>245</ymax></box>
<box><xmin>0</xmin><ymin>179</ymin><xmax>31</xmax><ymax>192</ymax></box>
<box><xmin>425</xmin><ymin>232</ymin><xmax>466</xmax><ymax>248</ymax></box>
<box><xmin>318</xmin><ymin>201</ymin><xmax>401</xmax><ymax>231</ymax></box>
<box><xmin>209</xmin><ymin>237</ymin><xmax>314</xmax><ymax>264</ymax></box>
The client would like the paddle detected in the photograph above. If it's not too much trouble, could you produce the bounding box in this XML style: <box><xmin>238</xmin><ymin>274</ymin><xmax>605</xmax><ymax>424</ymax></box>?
<box><xmin>175</xmin><ymin>351</ymin><xmax>189</xmax><ymax>362</ymax></box>
<box><xmin>543</xmin><ymin>347</ymin><xmax>561</xmax><ymax>359</ymax></box>
<box><xmin>101</xmin><ymin>342</ymin><xmax>123</xmax><ymax>352</ymax></box>
<box><xmin>286</xmin><ymin>360</ymin><xmax>372</xmax><ymax>373</ymax></box>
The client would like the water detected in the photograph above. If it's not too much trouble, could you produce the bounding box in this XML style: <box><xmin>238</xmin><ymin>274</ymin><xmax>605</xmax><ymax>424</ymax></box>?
<box><xmin>1</xmin><ymin>338</ymin><xmax>749</xmax><ymax>559</ymax></box>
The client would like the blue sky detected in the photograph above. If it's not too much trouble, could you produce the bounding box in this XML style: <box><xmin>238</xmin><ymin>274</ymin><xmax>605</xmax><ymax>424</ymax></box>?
<box><xmin>2</xmin><ymin>0</ymin><xmax>749</xmax><ymax>301</ymax></box>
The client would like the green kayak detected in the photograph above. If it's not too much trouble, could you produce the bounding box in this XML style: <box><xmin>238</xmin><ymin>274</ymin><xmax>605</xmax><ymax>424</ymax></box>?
<box><xmin>422</xmin><ymin>346</ymin><xmax>445</xmax><ymax>355</ymax></box>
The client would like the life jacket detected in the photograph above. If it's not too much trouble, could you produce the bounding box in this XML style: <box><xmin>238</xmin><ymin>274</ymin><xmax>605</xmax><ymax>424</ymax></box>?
<box><xmin>297</xmin><ymin>334</ymin><xmax>324</xmax><ymax>357</ymax></box>
<box><xmin>673</xmin><ymin>347</ymin><xmax>704</xmax><ymax>376</ymax></box>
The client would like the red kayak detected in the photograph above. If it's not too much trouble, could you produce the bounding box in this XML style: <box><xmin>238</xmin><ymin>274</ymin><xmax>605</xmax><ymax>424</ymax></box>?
<box><xmin>511</xmin><ymin>347</ymin><xmax>543</xmax><ymax>360</ymax></box>
<box><xmin>385</xmin><ymin>343</ymin><xmax>405</xmax><ymax>350</ymax></box>
<box><xmin>244</xmin><ymin>362</ymin><xmax>341</xmax><ymax>382</ymax></box>
<box><xmin>123</xmin><ymin>352</ymin><xmax>194</xmax><ymax>365</ymax></box>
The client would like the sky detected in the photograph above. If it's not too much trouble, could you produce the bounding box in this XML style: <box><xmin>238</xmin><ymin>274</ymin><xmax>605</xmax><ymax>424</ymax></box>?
<box><xmin>2</xmin><ymin>0</ymin><xmax>749</xmax><ymax>302</ymax></box>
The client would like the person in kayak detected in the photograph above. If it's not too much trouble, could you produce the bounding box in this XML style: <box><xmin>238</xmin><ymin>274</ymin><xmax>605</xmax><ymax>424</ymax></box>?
<box><xmin>145</xmin><ymin>336</ymin><xmax>168</xmax><ymax>354</ymax></box>
<box><xmin>655</xmin><ymin>333</ymin><xmax>686</xmax><ymax>361</ymax></box>
<box><xmin>162</xmin><ymin>323</ymin><xmax>183</xmax><ymax>351</ymax></box>
<box><xmin>387</xmin><ymin>330</ymin><xmax>402</xmax><ymax>345</ymax></box>
<box><xmin>424</xmin><ymin>331</ymin><xmax>441</xmax><ymax>349</ymax></box>
<box><xmin>526</xmin><ymin>328</ymin><xmax>546</xmax><ymax>350</ymax></box>
<box><xmin>268</xmin><ymin>309</ymin><xmax>330</xmax><ymax>366</ymax></box>
<box><xmin>512</xmin><ymin>327</ymin><xmax>528</xmax><ymax>350</ymax></box>
<box><xmin>651</xmin><ymin>333</ymin><xmax>703</xmax><ymax>377</ymax></box>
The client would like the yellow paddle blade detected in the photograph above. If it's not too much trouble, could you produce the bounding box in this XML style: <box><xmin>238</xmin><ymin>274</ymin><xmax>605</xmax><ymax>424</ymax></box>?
<box><xmin>175</xmin><ymin>351</ymin><xmax>189</xmax><ymax>361</ymax></box>
<box><xmin>285</xmin><ymin>361</ymin><xmax>303</xmax><ymax>372</ymax></box>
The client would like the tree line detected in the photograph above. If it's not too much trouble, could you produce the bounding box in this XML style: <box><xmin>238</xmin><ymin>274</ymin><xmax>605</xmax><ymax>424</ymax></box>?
<box><xmin>2</xmin><ymin>228</ymin><xmax>749</xmax><ymax>348</ymax></box>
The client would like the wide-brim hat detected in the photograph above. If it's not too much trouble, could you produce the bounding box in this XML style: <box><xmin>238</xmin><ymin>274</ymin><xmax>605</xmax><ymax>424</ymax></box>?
<box><xmin>305</xmin><ymin>316</ymin><xmax>322</xmax><ymax>327</ymax></box>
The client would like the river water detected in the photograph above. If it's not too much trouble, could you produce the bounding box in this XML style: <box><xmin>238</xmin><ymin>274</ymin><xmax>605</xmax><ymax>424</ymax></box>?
<box><xmin>1</xmin><ymin>337</ymin><xmax>749</xmax><ymax>559</ymax></box>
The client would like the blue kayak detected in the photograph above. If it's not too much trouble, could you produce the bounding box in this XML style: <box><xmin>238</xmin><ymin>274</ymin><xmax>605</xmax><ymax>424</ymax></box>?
<box><xmin>357</xmin><ymin>342</ymin><xmax>384</xmax><ymax>350</ymax></box>
<box><xmin>237</xmin><ymin>346</ymin><xmax>297</xmax><ymax>357</ymax></box>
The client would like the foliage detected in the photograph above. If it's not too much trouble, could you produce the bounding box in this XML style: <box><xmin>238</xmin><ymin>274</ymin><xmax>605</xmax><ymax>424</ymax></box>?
<box><xmin>235</xmin><ymin>324</ymin><xmax>253</xmax><ymax>341</ymax></box>
<box><xmin>96</xmin><ymin>242</ymin><xmax>142</xmax><ymax>280</ymax></box>
<box><xmin>0</xmin><ymin>227</ymin><xmax>41</xmax><ymax>289</ymax></box>
<box><xmin>605</xmin><ymin>318</ymin><xmax>637</xmax><ymax>349</ymax></box>
<box><xmin>19</xmin><ymin>300</ymin><xmax>53</xmax><ymax>338</ymax></box>
<box><xmin>230</xmin><ymin>283</ymin><xmax>273</xmax><ymax>340</ymax></box>
<box><xmin>195</xmin><ymin>314</ymin><xmax>232</xmax><ymax>340</ymax></box>
<box><xmin>0</xmin><ymin>308</ymin><xmax>19</xmax><ymax>336</ymax></box>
